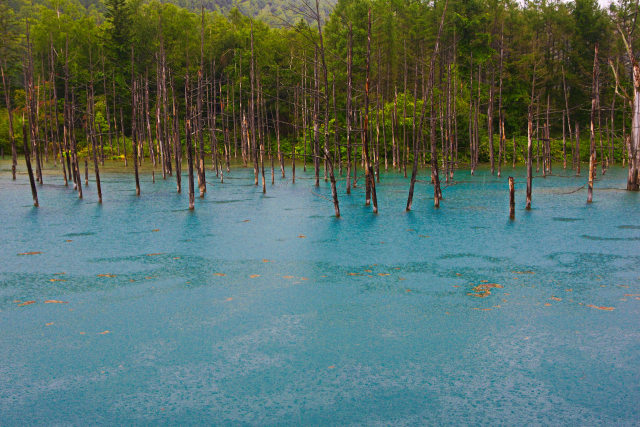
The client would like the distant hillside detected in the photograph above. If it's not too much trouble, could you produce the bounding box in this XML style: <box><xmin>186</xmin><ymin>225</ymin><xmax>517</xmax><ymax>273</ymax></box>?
<box><xmin>175</xmin><ymin>0</ymin><xmax>337</xmax><ymax>26</ymax></box>
<box><xmin>8</xmin><ymin>0</ymin><xmax>337</xmax><ymax>27</ymax></box>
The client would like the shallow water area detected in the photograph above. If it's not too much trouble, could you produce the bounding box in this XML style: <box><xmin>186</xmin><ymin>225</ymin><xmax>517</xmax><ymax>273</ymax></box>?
<box><xmin>1</xmin><ymin>159</ymin><xmax>639</xmax><ymax>424</ymax></box>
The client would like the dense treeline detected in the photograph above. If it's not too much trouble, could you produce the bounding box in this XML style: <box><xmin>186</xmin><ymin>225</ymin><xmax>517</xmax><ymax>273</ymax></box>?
<box><xmin>1</xmin><ymin>0</ymin><xmax>640</xmax><ymax>213</ymax></box>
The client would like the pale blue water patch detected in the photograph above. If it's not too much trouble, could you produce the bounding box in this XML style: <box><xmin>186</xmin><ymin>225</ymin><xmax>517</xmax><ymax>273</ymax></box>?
<box><xmin>0</xmin><ymin>159</ymin><xmax>639</xmax><ymax>424</ymax></box>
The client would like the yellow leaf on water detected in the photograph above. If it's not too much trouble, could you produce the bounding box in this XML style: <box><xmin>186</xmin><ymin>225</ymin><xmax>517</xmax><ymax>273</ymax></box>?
<box><xmin>225</xmin><ymin>297</ymin><xmax>233</xmax><ymax>302</ymax></box>
<box><xmin>301</xmin><ymin>277</ymin><xmax>309</xmax><ymax>281</ymax></box>
<box><xmin>551</xmin><ymin>297</ymin><xmax>562</xmax><ymax>301</ymax></box>
<box><xmin>348</xmin><ymin>273</ymin><xmax>359</xmax><ymax>276</ymax></box>
<box><xmin>152</xmin><ymin>229</ymin><xmax>159</xmax><ymax>232</ymax></box>
<box><xmin>53</xmin><ymin>272</ymin><xmax>66</xmax><ymax>275</ymax></box>
<box><xmin>586</xmin><ymin>304</ymin><xmax>615</xmax><ymax>311</ymax></box>
<box><xmin>99</xmin><ymin>330</ymin><xmax>110</xmax><ymax>335</ymax></box>
<box><xmin>378</xmin><ymin>273</ymin><xmax>390</xmax><ymax>276</ymax></box>
<box><xmin>97</xmin><ymin>274</ymin><xmax>116</xmax><ymax>278</ymax></box>
<box><xmin>45</xmin><ymin>322</ymin><xmax>54</xmax><ymax>326</ymax></box>
<box><xmin>18</xmin><ymin>301</ymin><xmax>36</xmax><ymax>306</ymax></box>
<box><xmin>44</xmin><ymin>300</ymin><xmax>68</xmax><ymax>304</ymax></box>
<box><xmin>213</xmin><ymin>273</ymin><xmax>226</xmax><ymax>277</ymax></box>
<box><xmin>364</xmin><ymin>269</ymin><xmax>372</xmax><ymax>273</ymax></box>
<box><xmin>146</xmin><ymin>253</ymin><xmax>164</xmax><ymax>257</ymax></box>
<box><xmin>65</xmin><ymin>240</ymin><xmax>72</xmax><ymax>242</ymax></box>
<box><xmin>249</xmin><ymin>274</ymin><xmax>260</xmax><ymax>278</ymax></box>
<box><xmin>50</xmin><ymin>279</ymin><xmax>66</xmax><ymax>282</ymax></box>
<box><xmin>283</xmin><ymin>275</ymin><xmax>294</xmax><ymax>279</ymax></box>
<box><xmin>544</xmin><ymin>303</ymin><xmax>552</xmax><ymax>306</ymax></box>
<box><xmin>262</xmin><ymin>259</ymin><xmax>270</xmax><ymax>263</ymax></box>
<box><xmin>328</xmin><ymin>365</ymin><xmax>335</xmax><ymax>369</ymax></box>
<box><xmin>18</xmin><ymin>251</ymin><xmax>42</xmax><ymax>256</ymax></box>
<box><xmin>298</xmin><ymin>235</ymin><xmax>306</xmax><ymax>238</ymax></box>
<box><xmin>480</xmin><ymin>280</ymin><xmax>489</xmax><ymax>283</ymax></box>
<box><xmin>79</xmin><ymin>332</ymin><xmax>86</xmax><ymax>335</ymax></box>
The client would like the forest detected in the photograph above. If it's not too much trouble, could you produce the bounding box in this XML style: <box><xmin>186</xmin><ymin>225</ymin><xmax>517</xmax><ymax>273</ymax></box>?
<box><xmin>2</xmin><ymin>0</ymin><xmax>640</xmax><ymax>214</ymax></box>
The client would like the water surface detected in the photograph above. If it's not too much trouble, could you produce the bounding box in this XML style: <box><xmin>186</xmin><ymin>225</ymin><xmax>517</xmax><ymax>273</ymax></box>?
<box><xmin>1</xmin><ymin>160</ymin><xmax>639</xmax><ymax>424</ymax></box>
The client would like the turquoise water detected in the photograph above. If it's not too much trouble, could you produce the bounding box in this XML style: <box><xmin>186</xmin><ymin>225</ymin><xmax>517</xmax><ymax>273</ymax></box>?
<box><xmin>1</xmin><ymin>159</ymin><xmax>639</xmax><ymax>425</ymax></box>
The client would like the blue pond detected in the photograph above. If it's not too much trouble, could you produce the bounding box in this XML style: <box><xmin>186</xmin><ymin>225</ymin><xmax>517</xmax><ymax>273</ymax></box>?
<box><xmin>1</xmin><ymin>160</ymin><xmax>639</xmax><ymax>424</ymax></box>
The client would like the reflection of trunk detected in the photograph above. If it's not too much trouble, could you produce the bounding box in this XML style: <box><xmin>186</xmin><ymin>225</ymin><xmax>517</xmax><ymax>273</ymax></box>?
<box><xmin>628</xmin><ymin>62</ymin><xmax>640</xmax><ymax>190</ymax></box>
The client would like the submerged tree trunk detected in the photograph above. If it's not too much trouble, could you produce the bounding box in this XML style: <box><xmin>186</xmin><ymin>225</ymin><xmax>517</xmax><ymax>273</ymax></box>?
<box><xmin>22</xmin><ymin>121</ymin><xmax>39</xmax><ymax>207</ymax></box>
<box><xmin>509</xmin><ymin>176</ymin><xmax>515</xmax><ymax>220</ymax></box>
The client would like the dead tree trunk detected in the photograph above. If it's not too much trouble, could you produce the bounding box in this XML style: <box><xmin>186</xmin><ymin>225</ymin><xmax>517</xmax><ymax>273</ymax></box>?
<box><xmin>407</xmin><ymin>0</ymin><xmax>447</xmax><ymax>211</ymax></box>
<box><xmin>131</xmin><ymin>47</ymin><xmax>140</xmax><ymax>196</ymax></box>
<box><xmin>509</xmin><ymin>176</ymin><xmax>515</xmax><ymax>220</ymax></box>
<box><xmin>346</xmin><ymin>24</ymin><xmax>353</xmax><ymax>194</ymax></box>
<box><xmin>363</xmin><ymin>8</ymin><xmax>377</xmax><ymax>212</ymax></box>
<box><xmin>588</xmin><ymin>44</ymin><xmax>599</xmax><ymax>203</ymax></box>
<box><xmin>315</xmin><ymin>0</ymin><xmax>340</xmax><ymax>217</ymax></box>
<box><xmin>526</xmin><ymin>63</ymin><xmax>536</xmax><ymax>210</ymax></box>
<box><xmin>22</xmin><ymin>120</ymin><xmax>38</xmax><ymax>206</ymax></box>
<box><xmin>186</xmin><ymin>71</ymin><xmax>195</xmax><ymax>209</ymax></box>
<box><xmin>1</xmin><ymin>62</ymin><xmax>17</xmax><ymax>180</ymax></box>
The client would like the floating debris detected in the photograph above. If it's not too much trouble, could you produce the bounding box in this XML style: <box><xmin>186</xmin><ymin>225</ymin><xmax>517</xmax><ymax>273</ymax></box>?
<box><xmin>44</xmin><ymin>300</ymin><xmax>68</xmax><ymax>304</ymax></box>
<box><xmin>146</xmin><ymin>253</ymin><xmax>164</xmax><ymax>256</ymax></box>
<box><xmin>468</xmin><ymin>283</ymin><xmax>503</xmax><ymax>298</ymax></box>
<box><xmin>18</xmin><ymin>301</ymin><xmax>36</xmax><ymax>306</ymax></box>
<box><xmin>586</xmin><ymin>304</ymin><xmax>615</xmax><ymax>311</ymax></box>
<box><xmin>249</xmin><ymin>274</ymin><xmax>260</xmax><ymax>278</ymax></box>
<box><xmin>98</xmin><ymin>330</ymin><xmax>110</xmax><ymax>335</ymax></box>
<box><xmin>18</xmin><ymin>251</ymin><xmax>42</xmax><ymax>256</ymax></box>
<box><xmin>97</xmin><ymin>274</ymin><xmax>116</xmax><ymax>278</ymax></box>
<box><xmin>213</xmin><ymin>273</ymin><xmax>226</xmax><ymax>277</ymax></box>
